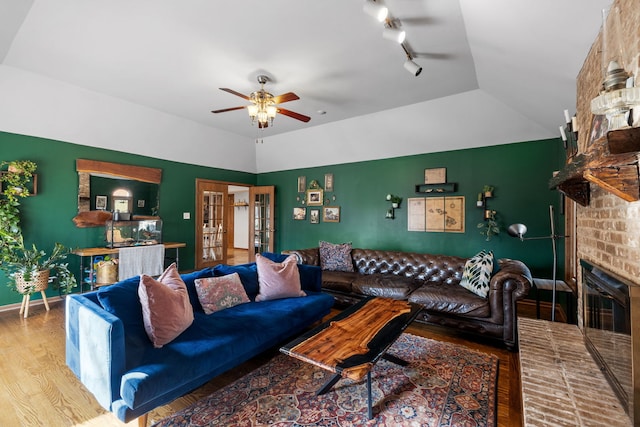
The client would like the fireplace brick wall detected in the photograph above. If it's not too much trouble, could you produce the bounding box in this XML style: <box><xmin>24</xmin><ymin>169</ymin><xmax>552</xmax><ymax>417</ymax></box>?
<box><xmin>575</xmin><ymin>0</ymin><xmax>640</xmax><ymax>326</ymax></box>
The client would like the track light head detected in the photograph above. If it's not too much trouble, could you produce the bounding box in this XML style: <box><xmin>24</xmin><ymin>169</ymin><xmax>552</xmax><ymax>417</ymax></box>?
<box><xmin>403</xmin><ymin>59</ymin><xmax>422</xmax><ymax>76</ymax></box>
<box><xmin>382</xmin><ymin>27</ymin><xmax>406</xmax><ymax>44</ymax></box>
<box><xmin>363</xmin><ymin>0</ymin><xmax>388</xmax><ymax>22</ymax></box>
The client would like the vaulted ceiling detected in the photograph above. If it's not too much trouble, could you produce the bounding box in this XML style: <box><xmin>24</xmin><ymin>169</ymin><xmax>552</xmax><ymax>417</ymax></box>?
<box><xmin>0</xmin><ymin>0</ymin><xmax>612</xmax><ymax>172</ymax></box>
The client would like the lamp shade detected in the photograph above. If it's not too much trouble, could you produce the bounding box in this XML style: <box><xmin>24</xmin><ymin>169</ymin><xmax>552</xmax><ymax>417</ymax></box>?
<box><xmin>363</xmin><ymin>0</ymin><xmax>388</xmax><ymax>22</ymax></box>
<box><xmin>507</xmin><ymin>223</ymin><xmax>528</xmax><ymax>239</ymax></box>
<box><xmin>403</xmin><ymin>59</ymin><xmax>422</xmax><ymax>76</ymax></box>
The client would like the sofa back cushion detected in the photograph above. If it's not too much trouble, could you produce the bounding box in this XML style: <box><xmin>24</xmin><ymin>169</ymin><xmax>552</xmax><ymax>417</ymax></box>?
<box><xmin>351</xmin><ymin>248</ymin><xmax>466</xmax><ymax>285</ymax></box>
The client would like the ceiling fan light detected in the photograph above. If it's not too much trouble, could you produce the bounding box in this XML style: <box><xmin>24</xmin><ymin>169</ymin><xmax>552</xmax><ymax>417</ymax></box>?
<box><xmin>247</xmin><ymin>104</ymin><xmax>258</xmax><ymax>118</ymax></box>
<box><xmin>383</xmin><ymin>27</ymin><xmax>405</xmax><ymax>44</ymax></box>
<box><xmin>363</xmin><ymin>0</ymin><xmax>388</xmax><ymax>22</ymax></box>
<box><xmin>404</xmin><ymin>59</ymin><xmax>422</xmax><ymax>76</ymax></box>
<box><xmin>267</xmin><ymin>105</ymin><xmax>277</xmax><ymax>118</ymax></box>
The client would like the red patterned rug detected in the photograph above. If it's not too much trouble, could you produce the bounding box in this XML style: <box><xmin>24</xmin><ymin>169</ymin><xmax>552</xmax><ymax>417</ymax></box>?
<box><xmin>153</xmin><ymin>334</ymin><xmax>498</xmax><ymax>427</ymax></box>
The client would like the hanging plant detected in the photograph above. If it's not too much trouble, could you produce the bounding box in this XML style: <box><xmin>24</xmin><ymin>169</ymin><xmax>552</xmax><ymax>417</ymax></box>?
<box><xmin>477</xmin><ymin>210</ymin><xmax>500</xmax><ymax>241</ymax></box>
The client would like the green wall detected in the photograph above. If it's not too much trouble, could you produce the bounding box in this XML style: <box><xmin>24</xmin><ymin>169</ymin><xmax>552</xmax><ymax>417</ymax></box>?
<box><xmin>0</xmin><ymin>131</ymin><xmax>256</xmax><ymax>306</ymax></box>
<box><xmin>0</xmin><ymin>130</ymin><xmax>565</xmax><ymax>308</ymax></box>
<box><xmin>260</xmin><ymin>139</ymin><xmax>565</xmax><ymax>279</ymax></box>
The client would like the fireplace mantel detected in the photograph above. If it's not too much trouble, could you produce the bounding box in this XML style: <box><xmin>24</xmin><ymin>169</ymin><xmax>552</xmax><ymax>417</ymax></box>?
<box><xmin>550</xmin><ymin>128</ymin><xmax>640</xmax><ymax>206</ymax></box>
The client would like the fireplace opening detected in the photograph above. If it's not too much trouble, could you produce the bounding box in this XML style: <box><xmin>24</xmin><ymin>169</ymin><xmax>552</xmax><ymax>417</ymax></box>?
<box><xmin>582</xmin><ymin>259</ymin><xmax>638</xmax><ymax>425</ymax></box>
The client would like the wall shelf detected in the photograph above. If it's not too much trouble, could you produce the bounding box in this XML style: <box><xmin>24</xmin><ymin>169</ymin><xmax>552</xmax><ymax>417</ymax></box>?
<box><xmin>415</xmin><ymin>183</ymin><xmax>456</xmax><ymax>194</ymax></box>
<box><xmin>550</xmin><ymin>128</ymin><xmax>640</xmax><ymax>206</ymax></box>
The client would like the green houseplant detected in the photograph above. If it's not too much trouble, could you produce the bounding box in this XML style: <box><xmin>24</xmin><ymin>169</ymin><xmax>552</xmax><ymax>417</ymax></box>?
<box><xmin>386</xmin><ymin>194</ymin><xmax>402</xmax><ymax>208</ymax></box>
<box><xmin>0</xmin><ymin>160</ymin><xmax>77</xmax><ymax>296</ymax></box>
<box><xmin>477</xmin><ymin>210</ymin><xmax>500</xmax><ymax>241</ymax></box>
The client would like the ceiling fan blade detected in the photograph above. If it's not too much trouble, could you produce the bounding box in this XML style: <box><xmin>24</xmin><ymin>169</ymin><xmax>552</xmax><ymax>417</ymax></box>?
<box><xmin>272</xmin><ymin>92</ymin><xmax>299</xmax><ymax>104</ymax></box>
<box><xmin>211</xmin><ymin>106</ymin><xmax>246</xmax><ymax>113</ymax></box>
<box><xmin>277</xmin><ymin>108</ymin><xmax>311</xmax><ymax>123</ymax></box>
<box><xmin>219</xmin><ymin>88</ymin><xmax>250</xmax><ymax>100</ymax></box>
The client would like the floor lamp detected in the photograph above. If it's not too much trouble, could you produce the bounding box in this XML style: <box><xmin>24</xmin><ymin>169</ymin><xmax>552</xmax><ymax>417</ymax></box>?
<box><xmin>507</xmin><ymin>205</ymin><xmax>566</xmax><ymax>322</ymax></box>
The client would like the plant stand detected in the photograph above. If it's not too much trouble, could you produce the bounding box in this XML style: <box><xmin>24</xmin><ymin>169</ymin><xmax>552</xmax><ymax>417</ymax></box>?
<box><xmin>16</xmin><ymin>270</ymin><xmax>50</xmax><ymax>318</ymax></box>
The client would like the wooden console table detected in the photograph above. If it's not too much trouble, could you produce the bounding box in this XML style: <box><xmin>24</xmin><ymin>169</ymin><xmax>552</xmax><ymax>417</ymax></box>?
<box><xmin>72</xmin><ymin>242</ymin><xmax>186</xmax><ymax>290</ymax></box>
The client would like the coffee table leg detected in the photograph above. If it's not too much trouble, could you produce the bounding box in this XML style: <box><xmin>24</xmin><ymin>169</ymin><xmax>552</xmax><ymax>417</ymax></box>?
<box><xmin>317</xmin><ymin>373</ymin><xmax>342</xmax><ymax>396</ymax></box>
<box><xmin>367</xmin><ymin>370</ymin><xmax>373</xmax><ymax>419</ymax></box>
<box><xmin>382</xmin><ymin>352</ymin><xmax>409</xmax><ymax>366</ymax></box>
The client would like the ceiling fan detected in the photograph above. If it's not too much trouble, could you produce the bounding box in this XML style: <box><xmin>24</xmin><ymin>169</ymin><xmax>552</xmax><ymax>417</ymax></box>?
<box><xmin>211</xmin><ymin>75</ymin><xmax>311</xmax><ymax>128</ymax></box>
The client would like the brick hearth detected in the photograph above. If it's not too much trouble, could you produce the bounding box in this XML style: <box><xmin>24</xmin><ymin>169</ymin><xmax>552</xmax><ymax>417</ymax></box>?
<box><xmin>518</xmin><ymin>317</ymin><xmax>630</xmax><ymax>426</ymax></box>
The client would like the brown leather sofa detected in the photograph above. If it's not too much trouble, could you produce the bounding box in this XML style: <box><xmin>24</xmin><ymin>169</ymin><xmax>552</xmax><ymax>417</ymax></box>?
<box><xmin>284</xmin><ymin>247</ymin><xmax>532</xmax><ymax>350</ymax></box>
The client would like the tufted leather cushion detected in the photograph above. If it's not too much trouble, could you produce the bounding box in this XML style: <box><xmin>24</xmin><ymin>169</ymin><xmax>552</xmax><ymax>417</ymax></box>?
<box><xmin>409</xmin><ymin>283</ymin><xmax>490</xmax><ymax>317</ymax></box>
<box><xmin>321</xmin><ymin>270</ymin><xmax>359</xmax><ymax>293</ymax></box>
<box><xmin>352</xmin><ymin>274</ymin><xmax>421</xmax><ymax>300</ymax></box>
<box><xmin>351</xmin><ymin>248</ymin><xmax>466</xmax><ymax>284</ymax></box>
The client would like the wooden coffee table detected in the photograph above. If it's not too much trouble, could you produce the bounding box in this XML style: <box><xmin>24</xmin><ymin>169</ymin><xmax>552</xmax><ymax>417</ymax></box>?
<box><xmin>280</xmin><ymin>296</ymin><xmax>422</xmax><ymax>419</ymax></box>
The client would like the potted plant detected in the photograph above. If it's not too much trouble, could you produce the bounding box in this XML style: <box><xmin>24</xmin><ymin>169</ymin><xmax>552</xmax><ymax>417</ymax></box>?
<box><xmin>0</xmin><ymin>160</ymin><xmax>77</xmax><ymax>297</ymax></box>
<box><xmin>482</xmin><ymin>185</ymin><xmax>494</xmax><ymax>198</ymax></box>
<box><xmin>386</xmin><ymin>194</ymin><xmax>402</xmax><ymax>208</ymax></box>
<box><xmin>477</xmin><ymin>210</ymin><xmax>500</xmax><ymax>241</ymax></box>
<box><xmin>0</xmin><ymin>233</ymin><xmax>77</xmax><ymax>296</ymax></box>
<box><xmin>476</xmin><ymin>192</ymin><xmax>484</xmax><ymax>207</ymax></box>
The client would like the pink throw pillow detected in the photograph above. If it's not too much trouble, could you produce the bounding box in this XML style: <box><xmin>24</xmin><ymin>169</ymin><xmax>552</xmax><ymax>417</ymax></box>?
<box><xmin>255</xmin><ymin>254</ymin><xmax>306</xmax><ymax>302</ymax></box>
<box><xmin>138</xmin><ymin>263</ymin><xmax>194</xmax><ymax>348</ymax></box>
<box><xmin>195</xmin><ymin>273</ymin><xmax>250</xmax><ymax>314</ymax></box>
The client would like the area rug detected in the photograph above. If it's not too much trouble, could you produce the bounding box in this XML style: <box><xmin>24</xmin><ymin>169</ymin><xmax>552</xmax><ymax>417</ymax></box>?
<box><xmin>153</xmin><ymin>333</ymin><xmax>498</xmax><ymax>427</ymax></box>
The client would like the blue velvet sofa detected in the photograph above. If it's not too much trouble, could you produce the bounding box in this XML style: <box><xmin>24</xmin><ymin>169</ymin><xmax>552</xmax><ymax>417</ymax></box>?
<box><xmin>65</xmin><ymin>256</ymin><xmax>334</xmax><ymax>425</ymax></box>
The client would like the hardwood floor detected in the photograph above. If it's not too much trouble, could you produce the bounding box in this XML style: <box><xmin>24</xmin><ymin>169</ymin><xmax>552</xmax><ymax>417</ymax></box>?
<box><xmin>0</xmin><ymin>295</ymin><xmax>555</xmax><ymax>426</ymax></box>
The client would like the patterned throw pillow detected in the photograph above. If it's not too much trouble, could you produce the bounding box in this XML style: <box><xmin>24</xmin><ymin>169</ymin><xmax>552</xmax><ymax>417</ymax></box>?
<box><xmin>319</xmin><ymin>241</ymin><xmax>354</xmax><ymax>272</ymax></box>
<box><xmin>458</xmin><ymin>250</ymin><xmax>494</xmax><ymax>298</ymax></box>
<box><xmin>195</xmin><ymin>273</ymin><xmax>250</xmax><ymax>314</ymax></box>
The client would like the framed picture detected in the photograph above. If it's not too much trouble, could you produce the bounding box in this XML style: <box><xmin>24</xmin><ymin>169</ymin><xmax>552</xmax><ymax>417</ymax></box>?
<box><xmin>424</xmin><ymin>167</ymin><xmax>446</xmax><ymax>184</ymax></box>
<box><xmin>589</xmin><ymin>114</ymin><xmax>608</xmax><ymax>146</ymax></box>
<box><xmin>324</xmin><ymin>173</ymin><xmax>334</xmax><ymax>192</ymax></box>
<box><xmin>96</xmin><ymin>195</ymin><xmax>107</xmax><ymax>210</ymax></box>
<box><xmin>310</xmin><ymin>209</ymin><xmax>320</xmax><ymax>224</ymax></box>
<box><xmin>137</xmin><ymin>199</ymin><xmax>145</xmax><ymax>208</ymax></box>
<box><xmin>306</xmin><ymin>189</ymin><xmax>324</xmax><ymax>206</ymax></box>
<box><xmin>297</xmin><ymin>176</ymin><xmax>306</xmax><ymax>193</ymax></box>
<box><xmin>293</xmin><ymin>207</ymin><xmax>306</xmax><ymax>220</ymax></box>
<box><xmin>322</xmin><ymin>206</ymin><xmax>340</xmax><ymax>223</ymax></box>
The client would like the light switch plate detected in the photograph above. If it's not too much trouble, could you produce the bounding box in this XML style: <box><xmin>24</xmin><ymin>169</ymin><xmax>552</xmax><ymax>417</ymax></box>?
<box><xmin>183</xmin><ymin>212</ymin><xmax>190</xmax><ymax>220</ymax></box>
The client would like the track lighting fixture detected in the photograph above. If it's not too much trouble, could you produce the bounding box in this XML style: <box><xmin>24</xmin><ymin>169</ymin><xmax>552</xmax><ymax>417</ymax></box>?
<box><xmin>365</xmin><ymin>1</ymin><xmax>422</xmax><ymax>77</ymax></box>
<box><xmin>363</xmin><ymin>0</ymin><xmax>388</xmax><ymax>22</ymax></box>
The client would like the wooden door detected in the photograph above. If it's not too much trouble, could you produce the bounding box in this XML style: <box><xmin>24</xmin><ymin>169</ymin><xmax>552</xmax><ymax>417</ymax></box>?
<box><xmin>248</xmin><ymin>186</ymin><xmax>275</xmax><ymax>262</ymax></box>
<box><xmin>195</xmin><ymin>179</ymin><xmax>228</xmax><ymax>269</ymax></box>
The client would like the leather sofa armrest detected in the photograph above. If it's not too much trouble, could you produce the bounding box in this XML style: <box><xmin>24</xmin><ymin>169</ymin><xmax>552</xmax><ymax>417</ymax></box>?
<box><xmin>490</xmin><ymin>258</ymin><xmax>533</xmax><ymax>301</ymax></box>
<box><xmin>282</xmin><ymin>247</ymin><xmax>320</xmax><ymax>266</ymax></box>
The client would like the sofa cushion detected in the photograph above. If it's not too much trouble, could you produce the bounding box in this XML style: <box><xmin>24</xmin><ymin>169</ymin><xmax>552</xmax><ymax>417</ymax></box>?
<box><xmin>195</xmin><ymin>273</ymin><xmax>250</xmax><ymax>314</ymax></box>
<box><xmin>352</xmin><ymin>273</ymin><xmax>421</xmax><ymax>300</ymax></box>
<box><xmin>321</xmin><ymin>270</ymin><xmax>359</xmax><ymax>293</ymax></box>
<box><xmin>138</xmin><ymin>263</ymin><xmax>194</xmax><ymax>348</ymax></box>
<box><xmin>409</xmin><ymin>283</ymin><xmax>490</xmax><ymax>318</ymax></box>
<box><xmin>255</xmin><ymin>253</ymin><xmax>306</xmax><ymax>302</ymax></box>
<box><xmin>319</xmin><ymin>241</ymin><xmax>355</xmax><ymax>272</ymax></box>
<box><xmin>458</xmin><ymin>250</ymin><xmax>494</xmax><ymax>298</ymax></box>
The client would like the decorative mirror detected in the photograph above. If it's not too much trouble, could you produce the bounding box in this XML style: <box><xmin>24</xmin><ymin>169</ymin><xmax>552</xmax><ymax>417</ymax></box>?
<box><xmin>73</xmin><ymin>159</ymin><xmax>162</xmax><ymax>228</ymax></box>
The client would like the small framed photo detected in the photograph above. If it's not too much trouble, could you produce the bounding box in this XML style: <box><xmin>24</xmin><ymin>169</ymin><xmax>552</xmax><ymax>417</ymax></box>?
<box><xmin>137</xmin><ymin>199</ymin><xmax>145</xmax><ymax>208</ymax></box>
<box><xmin>324</xmin><ymin>173</ymin><xmax>334</xmax><ymax>192</ymax></box>
<box><xmin>293</xmin><ymin>207</ymin><xmax>306</xmax><ymax>220</ymax></box>
<box><xmin>424</xmin><ymin>167</ymin><xmax>446</xmax><ymax>184</ymax></box>
<box><xmin>589</xmin><ymin>114</ymin><xmax>608</xmax><ymax>146</ymax></box>
<box><xmin>323</xmin><ymin>206</ymin><xmax>340</xmax><ymax>223</ymax></box>
<box><xmin>297</xmin><ymin>176</ymin><xmax>306</xmax><ymax>193</ymax></box>
<box><xmin>306</xmin><ymin>189</ymin><xmax>324</xmax><ymax>206</ymax></box>
<box><xmin>310</xmin><ymin>209</ymin><xmax>320</xmax><ymax>224</ymax></box>
<box><xmin>96</xmin><ymin>195</ymin><xmax>107</xmax><ymax>210</ymax></box>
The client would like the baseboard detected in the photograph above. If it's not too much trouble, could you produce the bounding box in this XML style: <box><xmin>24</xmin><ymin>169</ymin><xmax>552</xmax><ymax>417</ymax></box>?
<box><xmin>0</xmin><ymin>296</ymin><xmax>63</xmax><ymax>314</ymax></box>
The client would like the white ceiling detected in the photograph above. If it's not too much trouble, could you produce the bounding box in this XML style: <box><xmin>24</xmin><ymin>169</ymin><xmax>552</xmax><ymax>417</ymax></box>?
<box><xmin>0</xmin><ymin>0</ymin><xmax>612</xmax><ymax>172</ymax></box>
